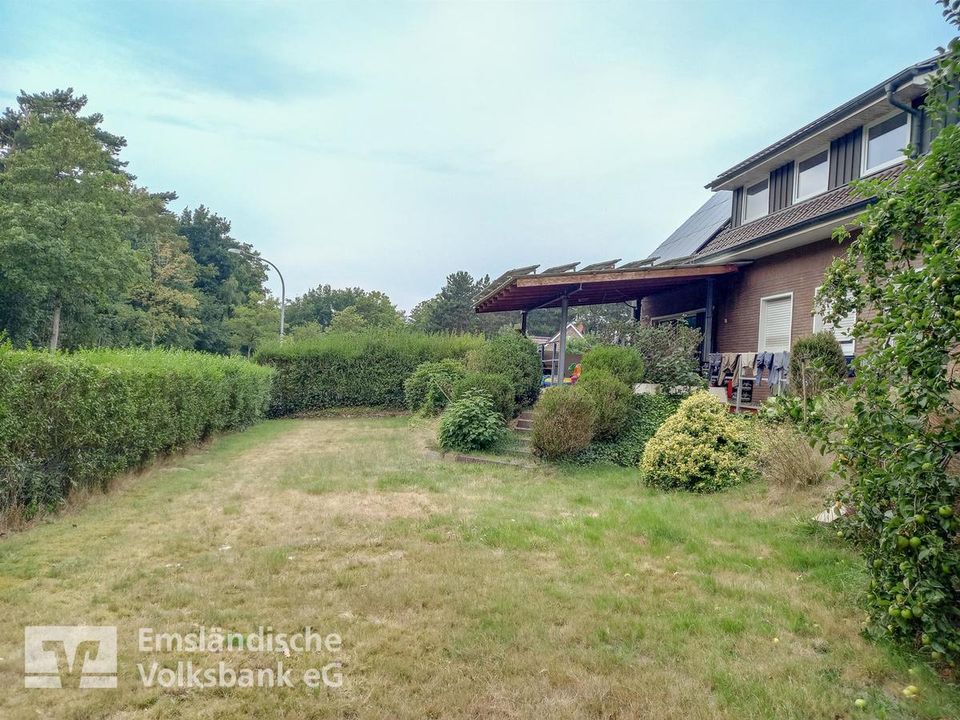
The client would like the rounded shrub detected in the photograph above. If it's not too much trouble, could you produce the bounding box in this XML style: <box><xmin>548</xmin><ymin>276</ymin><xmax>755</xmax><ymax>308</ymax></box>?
<box><xmin>438</xmin><ymin>391</ymin><xmax>504</xmax><ymax>452</ymax></box>
<box><xmin>403</xmin><ymin>359</ymin><xmax>466</xmax><ymax>415</ymax></box>
<box><xmin>452</xmin><ymin>372</ymin><xmax>515</xmax><ymax>420</ymax></box>
<box><xmin>574</xmin><ymin>393</ymin><xmax>680</xmax><ymax>466</ymax></box>
<box><xmin>790</xmin><ymin>331</ymin><xmax>848</xmax><ymax>395</ymax></box>
<box><xmin>466</xmin><ymin>331</ymin><xmax>542</xmax><ymax>407</ymax></box>
<box><xmin>531</xmin><ymin>385</ymin><xmax>596</xmax><ymax>460</ymax></box>
<box><xmin>580</xmin><ymin>345</ymin><xmax>645</xmax><ymax>385</ymax></box>
<box><xmin>576</xmin><ymin>369</ymin><xmax>633</xmax><ymax>440</ymax></box>
<box><xmin>641</xmin><ymin>391</ymin><xmax>756</xmax><ymax>492</ymax></box>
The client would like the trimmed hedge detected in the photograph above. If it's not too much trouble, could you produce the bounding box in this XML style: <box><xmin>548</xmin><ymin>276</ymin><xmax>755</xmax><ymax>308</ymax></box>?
<box><xmin>0</xmin><ymin>348</ymin><xmax>274</xmax><ymax>515</ymax></box>
<box><xmin>573</xmin><ymin>393</ymin><xmax>680</xmax><ymax>466</ymax></box>
<box><xmin>257</xmin><ymin>330</ymin><xmax>483</xmax><ymax>415</ymax></box>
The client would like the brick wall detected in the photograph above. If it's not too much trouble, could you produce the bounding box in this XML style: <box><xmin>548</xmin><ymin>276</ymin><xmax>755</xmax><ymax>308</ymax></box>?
<box><xmin>714</xmin><ymin>237</ymin><xmax>846</xmax><ymax>353</ymax></box>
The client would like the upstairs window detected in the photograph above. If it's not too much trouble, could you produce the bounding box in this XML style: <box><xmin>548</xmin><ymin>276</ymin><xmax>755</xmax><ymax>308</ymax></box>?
<box><xmin>864</xmin><ymin>112</ymin><xmax>909</xmax><ymax>173</ymax></box>
<box><xmin>743</xmin><ymin>179</ymin><xmax>769</xmax><ymax>223</ymax></box>
<box><xmin>795</xmin><ymin>149</ymin><xmax>829</xmax><ymax>201</ymax></box>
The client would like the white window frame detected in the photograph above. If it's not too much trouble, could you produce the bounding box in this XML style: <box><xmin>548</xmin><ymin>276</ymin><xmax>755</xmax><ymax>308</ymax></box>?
<box><xmin>793</xmin><ymin>146</ymin><xmax>830</xmax><ymax>203</ymax></box>
<box><xmin>742</xmin><ymin>179</ymin><xmax>770</xmax><ymax>224</ymax></box>
<box><xmin>812</xmin><ymin>285</ymin><xmax>856</xmax><ymax>355</ymax></box>
<box><xmin>862</xmin><ymin>110</ymin><xmax>912</xmax><ymax>176</ymax></box>
<box><xmin>758</xmin><ymin>292</ymin><xmax>794</xmax><ymax>353</ymax></box>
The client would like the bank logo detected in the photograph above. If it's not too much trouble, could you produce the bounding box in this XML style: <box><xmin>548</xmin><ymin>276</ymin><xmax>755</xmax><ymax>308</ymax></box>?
<box><xmin>24</xmin><ymin>626</ymin><xmax>118</xmax><ymax>689</ymax></box>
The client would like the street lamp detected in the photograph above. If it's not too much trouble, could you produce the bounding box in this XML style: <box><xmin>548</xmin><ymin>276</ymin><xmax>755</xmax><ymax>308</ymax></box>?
<box><xmin>228</xmin><ymin>248</ymin><xmax>286</xmax><ymax>337</ymax></box>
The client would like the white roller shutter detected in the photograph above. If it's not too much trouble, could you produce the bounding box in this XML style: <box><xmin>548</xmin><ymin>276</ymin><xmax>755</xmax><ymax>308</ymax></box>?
<box><xmin>759</xmin><ymin>294</ymin><xmax>793</xmax><ymax>353</ymax></box>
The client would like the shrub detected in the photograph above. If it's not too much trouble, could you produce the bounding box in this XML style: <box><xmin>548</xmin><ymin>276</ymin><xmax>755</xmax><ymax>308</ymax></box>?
<box><xmin>804</xmin><ymin>76</ymin><xmax>960</xmax><ymax>663</ymax></box>
<box><xmin>574</xmin><ymin>393</ymin><xmax>680</xmax><ymax>466</ymax></box>
<box><xmin>452</xmin><ymin>372</ymin><xmax>515</xmax><ymax>420</ymax></box>
<box><xmin>790</xmin><ymin>331</ymin><xmax>848</xmax><ymax>398</ymax></box>
<box><xmin>257</xmin><ymin>330</ymin><xmax>483</xmax><ymax>414</ymax></box>
<box><xmin>576</xmin><ymin>370</ymin><xmax>634</xmax><ymax>439</ymax></box>
<box><xmin>641</xmin><ymin>391</ymin><xmax>757</xmax><ymax>492</ymax></box>
<box><xmin>0</xmin><ymin>348</ymin><xmax>274</xmax><ymax>516</ymax></box>
<box><xmin>438</xmin><ymin>391</ymin><xmax>505</xmax><ymax>452</ymax></box>
<box><xmin>580</xmin><ymin>345</ymin><xmax>644</xmax><ymax>385</ymax></box>
<box><xmin>466</xmin><ymin>331</ymin><xmax>542</xmax><ymax>407</ymax></box>
<box><xmin>531</xmin><ymin>386</ymin><xmax>596</xmax><ymax>460</ymax></box>
<box><xmin>403</xmin><ymin>359</ymin><xmax>466</xmax><ymax>415</ymax></box>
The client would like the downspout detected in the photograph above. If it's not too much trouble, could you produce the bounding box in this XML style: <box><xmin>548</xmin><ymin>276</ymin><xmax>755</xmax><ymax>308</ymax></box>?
<box><xmin>885</xmin><ymin>80</ymin><xmax>923</xmax><ymax>155</ymax></box>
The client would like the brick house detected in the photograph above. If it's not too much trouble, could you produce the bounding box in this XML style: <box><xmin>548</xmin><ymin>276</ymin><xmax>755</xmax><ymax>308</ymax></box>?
<box><xmin>643</xmin><ymin>57</ymin><xmax>942</xmax><ymax>362</ymax></box>
<box><xmin>474</xmin><ymin>57</ymin><xmax>944</xmax><ymax>395</ymax></box>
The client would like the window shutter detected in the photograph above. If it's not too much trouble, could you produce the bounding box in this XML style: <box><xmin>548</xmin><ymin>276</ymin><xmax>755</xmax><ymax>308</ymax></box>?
<box><xmin>760</xmin><ymin>296</ymin><xmax>792</xmax><ymax>353</ymax></box>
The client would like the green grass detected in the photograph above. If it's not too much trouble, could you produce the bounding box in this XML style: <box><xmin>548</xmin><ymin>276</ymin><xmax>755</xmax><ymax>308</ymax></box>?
<box><xmin>1</xmin><ymin>417</ymin><xmax>958</xmax><ymax>719</ymax></box>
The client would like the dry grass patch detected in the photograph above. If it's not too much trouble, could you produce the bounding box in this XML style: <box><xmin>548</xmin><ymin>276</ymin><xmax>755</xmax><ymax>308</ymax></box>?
<box><xmin>0</xmin><ymin>416</ymin><xmax>958</xmax><ymax>720</ymax></box>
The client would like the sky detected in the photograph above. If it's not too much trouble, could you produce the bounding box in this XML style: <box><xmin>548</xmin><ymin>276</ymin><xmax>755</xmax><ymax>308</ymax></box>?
<box><xmin>0</xmin><ymin>1</ymin><xmax>953</xmax><ymax>312</ymax></box>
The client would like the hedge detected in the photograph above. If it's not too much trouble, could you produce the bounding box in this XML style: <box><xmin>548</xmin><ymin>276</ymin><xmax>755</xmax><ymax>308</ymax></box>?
<box><xmin>256</xmin><ymin>330</ymin><xmax>483</xmax><ymax>415</ymax></box>
<box><xmin>0</xmin><ymin>348</ymin><xmax>274</xmax><ymax>515</ymax></box>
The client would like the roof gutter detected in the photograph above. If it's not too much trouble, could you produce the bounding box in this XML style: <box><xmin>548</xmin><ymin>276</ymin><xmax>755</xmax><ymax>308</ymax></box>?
<box><xmin>885</xmin><ymin>81</ymin><xmax>924</xmax><ymax>156</ymax></box>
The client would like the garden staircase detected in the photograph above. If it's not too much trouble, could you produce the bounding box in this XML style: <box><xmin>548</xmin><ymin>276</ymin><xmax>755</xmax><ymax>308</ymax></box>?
<box><xmin>512</xmin><ymin>409</ymin><xmax>534</xmax><ymax>433</ymax></box>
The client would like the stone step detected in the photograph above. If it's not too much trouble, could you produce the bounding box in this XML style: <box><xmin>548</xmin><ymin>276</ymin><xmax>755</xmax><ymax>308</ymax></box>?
<box><xmin>514</xmin><ymin>419</ymin><xmax>533</xmax><ymax>431</ymax></box>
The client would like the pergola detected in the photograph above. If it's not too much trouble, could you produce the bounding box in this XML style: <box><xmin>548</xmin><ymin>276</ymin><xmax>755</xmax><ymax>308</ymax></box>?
<box><xmin>474</xmin><ymin>259</ymin><xmax>742</xmax><ymax>381</ymax></box>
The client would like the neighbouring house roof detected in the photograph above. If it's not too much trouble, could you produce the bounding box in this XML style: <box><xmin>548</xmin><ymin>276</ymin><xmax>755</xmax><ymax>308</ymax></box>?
<box><xmin>648</xmin><ymin>192</ymin><xmax>731</xmax><ymax>264</ymax></box>
<box><xmin>706</xmin><ymin>56</ymin><xmax>939</xmax><ymax>191</ymax></box>
<box><xmin>474</xmin><ymin>262</ymin><xmax>741</xmax><ymax>313</ymax></box>
<box><xmin>695</xmin><ymin>164</ymin><xmax>904</xmax><ymax>259</ymax></box>
<box><xmin>549</xmin><ymin>323</ymin><xmax>585</xmax><ymax>343</ymax></box>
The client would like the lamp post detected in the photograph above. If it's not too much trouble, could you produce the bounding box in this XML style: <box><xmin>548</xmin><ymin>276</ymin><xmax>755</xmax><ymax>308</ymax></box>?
<box><xmin>228</xmin><ymin>248</ymin><xmax>285</xmax><ymax>337</ymax></box>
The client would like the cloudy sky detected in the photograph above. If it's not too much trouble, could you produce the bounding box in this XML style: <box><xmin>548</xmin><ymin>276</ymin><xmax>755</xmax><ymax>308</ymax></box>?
<box><xmin>1</xmin><ymin>1</ymin><xmax>952</xmax><ymax>311</ymax></box>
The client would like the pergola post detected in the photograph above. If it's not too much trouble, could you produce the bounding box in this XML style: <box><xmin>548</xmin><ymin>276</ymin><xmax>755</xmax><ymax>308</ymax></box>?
<box><xmin>703</xmin><ymin>278</ymin><xmax>715</xmax><ymax>363</ymax></box>
<box><xmin>558</xmin><ymin>295</ymin><xmax>569</xmax><ymax>382</ymax></box>
<box><xmin>520</xmin><ymin>311</ymin><xmax>528</xmax><ymax>336</ymax></box>
<box><xmin>632</xmin><ymin>298</ymin><xmax>643</xmax><ymax>322</ymax></box>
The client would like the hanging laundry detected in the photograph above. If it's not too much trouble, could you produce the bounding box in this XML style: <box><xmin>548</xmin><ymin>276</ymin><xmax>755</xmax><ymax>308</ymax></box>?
<box><xmin>755</xmin><ymin>351</ymin><xmax>775</xmax><ymax>383</ymax></box>
<box><xmin>768</xmin><ymin>351</ymin><xmax>791</xmax><ymax>392</ymax></box>
<box><xmin>735</xmin><ymin>353</ymin><xmax>757</xmax><ymax>384</ymax></box>
<box><xmin>716</xmin><ymin>353</ymin><xmax>740</xmax><ymax>387</ymax></box>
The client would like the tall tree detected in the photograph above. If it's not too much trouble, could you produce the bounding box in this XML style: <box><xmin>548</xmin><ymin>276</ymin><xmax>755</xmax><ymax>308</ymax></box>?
<box><xmin>0</xmin><ymin>88</ymin><xmax>128</xmax><ymax>174</ymax></box>
<box><xmin>178</xmin><ymin>206</ymin><xmax>267</xmax><ymax>353</ymax></box>
<box><xmin>285</xmin><ymin>285</ymin><xmax>404</xmax><ymax>330</ymax></box>
<box><xmin>125</xmin><ymin>190</ymin><xmax>200</xmax><ymax>347</ymax></box>
<box><xmin>0</xmin><ymin>113</ymin><xmax>143</xmax><ymax>349</ymax></box>
<box><xmin>411</xmin><ymin>271</ymin><xmax>517</xmax><ymax>336</ymax></box>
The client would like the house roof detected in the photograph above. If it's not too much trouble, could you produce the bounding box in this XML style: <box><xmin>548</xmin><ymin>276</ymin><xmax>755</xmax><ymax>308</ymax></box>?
<box><xmin>648</xmin><ymin>192</ymin><xmax>731</xmax><ymax>263</ymax></box>
<box><xmin>695</xmin><ymin>164</ymin><xmax>904</xmax><ymax>259</ymax></box>
<box><xmin>474</xmin><ymin>262</ymin><xmax>741</xmax><ymax>313</ymax></box>
<box><xmin>706</xmin><ymin>56</ymin><xmax>939</xmax><ymax>190</ymax></box>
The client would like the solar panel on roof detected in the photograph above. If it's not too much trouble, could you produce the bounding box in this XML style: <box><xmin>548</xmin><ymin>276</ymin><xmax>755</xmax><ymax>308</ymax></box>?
<box><xmin>578</xmin><ymin>259</ymin><xmax>621</xmax><ymax>272</ymax></box>
<box><xmin>540</xmin><ymin>262</ymin><xmax>580</xmax><ymax>274</ymax></box>
<box><xmin>648</xmin><ymin>192</ymin><xmax>731</xmax><ymax>264</ymax></box>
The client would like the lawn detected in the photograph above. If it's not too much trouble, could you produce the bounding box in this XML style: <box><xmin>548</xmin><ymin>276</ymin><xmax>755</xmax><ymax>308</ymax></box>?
<box><xmin>1</xmin><ymin>416</ymin><xmax>958</xmax><ymax>719</ymax></box>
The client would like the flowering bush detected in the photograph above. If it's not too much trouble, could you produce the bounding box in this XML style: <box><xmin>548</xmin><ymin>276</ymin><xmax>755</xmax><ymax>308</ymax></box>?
<box><xmin>641</xmin><ymin>392</ymin><xmax>756</xmax><ymax>492</ymax></box>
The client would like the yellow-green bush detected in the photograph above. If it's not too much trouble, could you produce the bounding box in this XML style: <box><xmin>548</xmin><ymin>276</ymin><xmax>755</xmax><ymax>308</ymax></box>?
<box><xmin>641</xmin><ymin>391</ymin><xmax>757</xmax><ymax>492</ymax></box>
<box><xmin>0</xmin><ymin>347</ymin><xmax>274</xmax><ymax>515</ymax></box>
